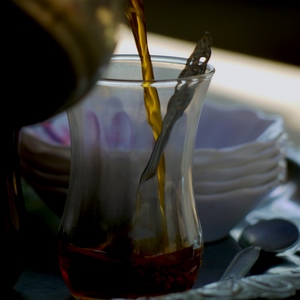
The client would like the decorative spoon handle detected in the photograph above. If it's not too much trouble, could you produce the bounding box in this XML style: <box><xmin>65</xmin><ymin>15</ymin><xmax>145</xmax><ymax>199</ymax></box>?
<box><xmin>139</xmin><ymin>32</ymin><xmax>212</xmax><ymax>184</ymax></box>
<box><xmin>220</xmin><ymin>246</ymin><xmax>261</xmax><ymax>281</ymax></box>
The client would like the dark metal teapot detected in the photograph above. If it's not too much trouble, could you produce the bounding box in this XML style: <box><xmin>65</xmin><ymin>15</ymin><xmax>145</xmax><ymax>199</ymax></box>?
<box><xmin>2</xmin><ymin>0</ymin><xmax>125</xmax><ymax>290</ymax></box>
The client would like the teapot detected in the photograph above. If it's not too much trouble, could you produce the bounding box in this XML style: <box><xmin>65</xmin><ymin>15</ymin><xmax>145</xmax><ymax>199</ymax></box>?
<box><xmin>2</xmin><ymin>0</ymin><xmax>125</xmax><ymax>290</ymax></box>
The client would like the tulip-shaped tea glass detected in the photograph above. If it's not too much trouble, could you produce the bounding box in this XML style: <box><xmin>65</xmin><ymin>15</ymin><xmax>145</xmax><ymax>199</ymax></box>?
<box><xmin>58</xmin><ymin>55</ymin><xmax>215</xmax><ymax>299</ymax></box>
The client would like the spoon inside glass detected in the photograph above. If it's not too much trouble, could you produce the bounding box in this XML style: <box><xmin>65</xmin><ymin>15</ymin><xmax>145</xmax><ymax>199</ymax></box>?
<box><xmin>220</xmin><ymin>218</ymin><xmax>299</xmax><ymax>281</ymax></box>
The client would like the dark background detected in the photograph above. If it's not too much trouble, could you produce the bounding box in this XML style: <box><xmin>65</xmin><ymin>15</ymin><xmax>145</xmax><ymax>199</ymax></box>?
<box><xmin>142</xmin><ymin>0</ymin><xmax>300</xmax><ymax>66</ymax></box>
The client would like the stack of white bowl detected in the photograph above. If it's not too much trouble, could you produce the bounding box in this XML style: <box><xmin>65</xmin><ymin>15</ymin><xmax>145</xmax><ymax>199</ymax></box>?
<box><xmin>20</xmin><ymin>101</ymin><xmax>288</xmax><ymax>235</ymax></box>
<box><xmin>20</xmin><ymin>112</ymin><xmax>71</xmax><ymax>216</ymax></box>
<box><xmin>193</xmin><ymin>101</ymin><xmax>287</xmax><ymax>243</ymax></box>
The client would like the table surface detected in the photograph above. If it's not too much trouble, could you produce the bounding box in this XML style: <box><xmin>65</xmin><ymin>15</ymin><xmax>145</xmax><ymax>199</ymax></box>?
<box><xmin>10</xmin><ymin>236</ymin><xmax>242</xmax><ymax>300</ymax></box>
<box><xmin>7</xmin><ymin>155</ymin><xmax>300</xmax><ymax>300</ymax></box>
<box><xmin>10</xmin><ymin>179</ymin><xmax>244</xmax><ymax>299</ymax></box>
<box><xmin>9</xmin><ymin>233</ymin><xmax>300</xmax><ymax>300</ymax></box>
<box><xmin>10</xmin><ymin>30</ymin><xmax>300</xmax><ymax>299</ymax></box>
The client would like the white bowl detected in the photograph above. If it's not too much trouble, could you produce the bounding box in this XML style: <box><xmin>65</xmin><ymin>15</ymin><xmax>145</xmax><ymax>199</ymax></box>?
<box><xmin>195</xmin><ymin>179</ymin><xmax>280</xmax><ymax>243</ymax></box>
<box><xmin>192</xmin><ymin>102</ymin><xmax>287</xmax><ymax>243</ymax></box>
<box><xmin>194</xmin><ymin>130</ymin><xmax>287</xmax><ymax>162</ymax></box>
<box><xmin>193</xmin><ymin>164</ymin><xmax>285</xmax><ymax>195</ymax></box>
<box><xmin>193</xmin><ymin>152</ymin><xmax>285</xmax><ymax>182</ymax></box>
<box><xmin>194</xmin><ymin>141</ymin><xmax>285</xmax><ymax>168</ymax></box>
<box><xmin>20</xmin><ymin>112</ymin><xmax>71</xmax><ymax>213</ymax></box>
<box><xmin>195</xmin><ymin>101</ymin><xmax>284</xmax><ymax>151</ymax></box>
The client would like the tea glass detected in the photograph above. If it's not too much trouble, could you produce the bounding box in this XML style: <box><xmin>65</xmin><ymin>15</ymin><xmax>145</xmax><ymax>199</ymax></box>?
<box><xmin>58</xmin><ymin>54</ymin><xmax>215</xmax><ymax>299</ymax></box>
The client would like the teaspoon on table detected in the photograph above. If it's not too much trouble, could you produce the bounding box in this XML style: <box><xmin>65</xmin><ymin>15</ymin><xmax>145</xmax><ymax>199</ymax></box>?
<box><xmin>220</xmin><ymin>218</ymin><xmax>299</xmax><ymax>281</ymax></box>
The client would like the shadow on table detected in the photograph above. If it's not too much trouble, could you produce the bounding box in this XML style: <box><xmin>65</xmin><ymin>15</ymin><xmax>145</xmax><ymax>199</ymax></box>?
<box><xmin>195</xmin><ymin>235</ymin><xmax>242</xmax><ymax>288</ymax></box>
<box><xmin>10</xmin><ymin>269</ymin><xmax>73</xmax><ymax>300</ymax></box>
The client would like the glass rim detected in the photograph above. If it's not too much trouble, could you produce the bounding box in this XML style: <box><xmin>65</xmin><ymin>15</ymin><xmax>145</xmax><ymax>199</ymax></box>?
<box><xmin>97</xmin><ymin>54</ymin><xmax>215</xmax><ymax>85</ymax></box>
